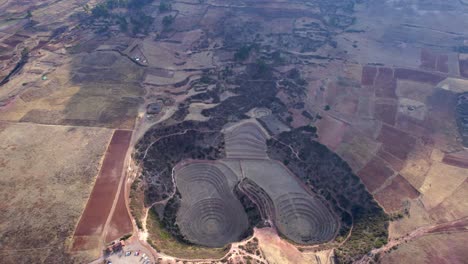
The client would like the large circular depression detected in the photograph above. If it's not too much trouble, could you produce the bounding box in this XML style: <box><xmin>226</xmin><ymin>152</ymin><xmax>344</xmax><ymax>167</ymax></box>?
<box><xmin>175</xmin><ymin>163</ymin><xmax>249</xmax><ymax>247</ymax></box>
<box><xmin>178</xmin><ymin>198</ymin><xmax>247</xmax><ymax>247</ymax></box>
<box><xmin>275</xmin><ymin>192</ymin><xmax>338</xmax><ymax>244</ymax></box>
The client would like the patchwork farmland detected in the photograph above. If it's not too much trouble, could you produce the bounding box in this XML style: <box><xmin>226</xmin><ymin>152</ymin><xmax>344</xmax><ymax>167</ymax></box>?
<box><xmin>2</xmin><ymin>0</ymin><xmax>468</xmax><ymax>263</ymax></box>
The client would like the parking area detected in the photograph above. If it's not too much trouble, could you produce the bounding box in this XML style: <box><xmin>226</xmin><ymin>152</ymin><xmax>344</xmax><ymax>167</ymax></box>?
<box><xmin>105</xmin><ymin>244</ymin><xmax>154</xmax><ymax>264</ymax></box>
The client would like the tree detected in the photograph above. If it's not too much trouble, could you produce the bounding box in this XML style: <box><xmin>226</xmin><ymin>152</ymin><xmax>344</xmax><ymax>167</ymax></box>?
<box><xmin>234</xmin><ymin>45</ymin><xmax>252</xmax><ymax>61</ymax></box>
<box><xmin>159</xmin><ymin>1</ymin><xmax>172</xmax><ymax>12</ymax></box>
<box><xmin>26</xmin><ymin>10</ymin><xmax>32</xmax><ymax>19</ymax></box>
<box><xmin>21</xmin><ymin>47</ymin><xmax>29</xmax><ymax>58</ymax></box>
<box><xmin>91</xmin><ymin>4</ymin><xmax>110</xmax><ymax>18</ymax></box>
<box><xmin>162</xmin><ymin>15</ymin><xmax>174</xmax><ymax>28</ymax></box>
<box><xmin>116</xmin><ymin>16</ymin><xmax>128</xmax><ymax>32</ymax></box>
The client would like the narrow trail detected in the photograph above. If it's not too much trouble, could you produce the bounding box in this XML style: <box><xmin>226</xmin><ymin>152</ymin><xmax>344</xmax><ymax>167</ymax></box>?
<box><xmin>142</xmin><ymin>128</ymin><xmax>217</xmax><ymax>160</ymax></box>
<box><xmin>269</xmin><ymin>137</ymin><xmax>304</xmax><ymax>161</ymax></box>
<box><xmin>356</xmin><ymin>217</ymin><xmax>468</xmax><ymax>264</ymax></box>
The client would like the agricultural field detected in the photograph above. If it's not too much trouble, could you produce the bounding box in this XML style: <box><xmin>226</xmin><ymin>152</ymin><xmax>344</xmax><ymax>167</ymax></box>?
<box><xmin>71</xmin><ymin>130</ymin><xmax>132</xmax><ymax>254</ymax></box>
<box><xmin>2</xmin><ymin>0</ymin><xmax>468</xmax><ymax>263</ymax></box>
<box><xmin>0</xmin><ymin>122</ymin><xmax>112</xmax><ymax>263</ymax></box>
<box><xmin>0</xmin><ymin>1</ymin><xmax>145</xmax><ymax>263</ymax></box>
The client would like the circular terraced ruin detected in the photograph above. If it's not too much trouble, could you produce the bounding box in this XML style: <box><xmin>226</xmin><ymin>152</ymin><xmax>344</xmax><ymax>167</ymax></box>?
<box><xmin>274</xmin><ymin>192</ymin><xmax>338</xmax><ymax>244</ymax></box>
<box><xmin>175</xmin><ymin>162</ymin><xmax>248</xmax><ymax>247</ymax></box>
<box><xmin>224</xmin><ymin>121</ymin><xmax>269</xmax><ymax>159</ymax></box>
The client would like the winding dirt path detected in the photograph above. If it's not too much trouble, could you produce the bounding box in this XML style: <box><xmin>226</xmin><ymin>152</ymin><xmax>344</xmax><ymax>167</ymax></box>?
<box><xmin>356</xmin><ymin>217</ymin><xmax>468</xmax><ymax>264</ymax></box>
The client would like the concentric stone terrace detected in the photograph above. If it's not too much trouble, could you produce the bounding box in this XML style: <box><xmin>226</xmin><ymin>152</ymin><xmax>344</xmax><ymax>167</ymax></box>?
<box><xmin>171</xmin><ymin>121</ymin><xmax>338</xmax><ymax>247</ymax></box>
<box><xmin>224</xmin><ymin>122</ymin><xmax>269</xmax><ymax>159</ymax></box>
<box><xmin>175</xmin><ymin>162</ymin><xmax>248</xmax><ymax>247</ymax></box>
<box><xmin>241</xmin><ymin>159</ymin><xmax>339</xmax><ymax>244</ymax></box>
<box><xmin>275</xmin><ymin>192</ymin><xmax>337</xmax><ymax>243</ymax></box>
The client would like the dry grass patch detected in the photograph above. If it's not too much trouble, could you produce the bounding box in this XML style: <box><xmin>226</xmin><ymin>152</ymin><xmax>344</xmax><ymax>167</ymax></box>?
<box><xmin>1</xmin><ymin>51</ymin><xmax>144</xmax><ymax>129</ymax></box>
<box><xmin>0</xmin><ymin>122</ymin><xmax>112</xmax><ymax>263</ymax></box>
<box><xmin>419</xmin><ymin>162</ymin><xmax>467</xmax><ymax>210</ymax></box>
<box><xmin>381</xmin><ymin>232</ymin><xmax>468</xmax><ymax>264</ymax></box>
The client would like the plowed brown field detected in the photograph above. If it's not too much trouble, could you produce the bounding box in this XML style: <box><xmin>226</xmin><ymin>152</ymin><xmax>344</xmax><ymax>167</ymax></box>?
<box><xmin>72</xmin><ymin>130</ymin><xmax>132</xmax><ymax>250</ymax></box>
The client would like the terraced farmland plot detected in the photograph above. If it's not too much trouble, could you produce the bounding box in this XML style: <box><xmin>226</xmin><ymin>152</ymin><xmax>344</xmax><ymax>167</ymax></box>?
<box><xmin>169</xmin><ymin>121</ymin><xmax>338</xmax><ymax>246</ymax></box>
<box><xmin>224</xmin><ymin>121</ymin><xmax>269</xmax><ymax>159</ymax></box>
<box><xmin>174</xmin><ymin>162</ymin><xmax>249</xmax><ymax>247</ymax></box>
<box><xmin>240</xmin><ymin>159</ymin><xmax>338</xmax><ymax>244</ymax></box>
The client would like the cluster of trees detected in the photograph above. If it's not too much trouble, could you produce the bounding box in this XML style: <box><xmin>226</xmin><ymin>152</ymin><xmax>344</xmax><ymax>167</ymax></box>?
<box><xmin>267</xmin><ymin>129</ymin><xmax>389</xmax><ymax>264</ymax></box>
<box><xmin>234</xmin><ymin>45</ymin><xmax>253</xmax><ymax>61</ymax></box>
<box><xmin>159</xmin><ymin>1</ymin><xmax>172</xmax><ymax>12</ymax></box>
<box><xmin>162</xmin><ymin>15</ymin><xmax>175</xmax><ymax>29</ymax></box>
<box><xmin>84</xmin><ymin>0</ymin><xmax>155</xmax><ymax>35</ymax></box>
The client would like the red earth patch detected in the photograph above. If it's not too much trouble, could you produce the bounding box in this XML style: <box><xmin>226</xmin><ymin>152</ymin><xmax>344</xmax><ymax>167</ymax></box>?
<box><xmin>358</xmin><ymin>156</ymin><xmax>395</xmax><ymax>192</ymax></box>
<box><xmin>377</xmin><ymin>148</ymin><xmax>406</xmax><ymax>172</ymax></box>
<box><xmin>71</xmin><ymin>130</ymin><xmax>132</xmax><ymax>250</ymax></box>
<box><xmin>420</xmin><ymin>49</ymin><xmax>437</xmax><ymax>70</ymax></box>
<box><xmin>361</xmin><ymin>66</ymin><xmax>377</xmax><ymax>86</ymax></box>
<box><xmin>105</xmin><ymin>181</ymin><xmax>133</xmax><ymax>243</ymax></box>
<box><xmin>374</xmin><ymin>174</ymin><xmax>420</xmax><ymax>212</ymax></box>
<box><xmin>377</xmin><ymin>124</ymin><xmax>416</xmax><ymax>160</ymax></box>
<box><xmin>374</xmin><ymin>101</ymin><xmax>397</xmax><ymax>125</ymax></box>
<box><xmin>317</xmin><ymin>115</ymin><xmax>348</xmax><ymax>151</ymax></box>
<box><xmin>442</xmin><ymin>151</ymin><xmax>468</xmax><ymax>169</ymax></box>
<box><xmin>459</xmin><ymin>59</ymin><xmax>468</xmax><ymax>78</ymax></box>
<box><xmin>436</xmin><ymin>54</ymin><xmax>449</xmax><ymax>73</ymax></box>
<box><xmin>374</xmin><ymin>67</ymin><xmax>397</xmax><ymax>98</ymax></box>
<box><xmin>395</xmin><ymin>114</ymin><xmax>430</xmax><ymax>138</ymax></box>
<box><xmin>394</xmin><ymin>68</ymin><xmax>445</xmax><ymax>85</ymax></box>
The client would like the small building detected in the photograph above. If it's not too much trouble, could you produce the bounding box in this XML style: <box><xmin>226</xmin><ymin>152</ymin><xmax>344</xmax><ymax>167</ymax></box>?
<box><xmin>147</xmin><ymin>103</ymin><xmax>162</xmax><ymax>115</ymax></box>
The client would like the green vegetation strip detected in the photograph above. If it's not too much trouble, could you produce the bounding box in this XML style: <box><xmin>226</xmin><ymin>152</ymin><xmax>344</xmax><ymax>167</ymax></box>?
<box><xmin>146</xmin><ymin>208</ymin><xmax>229</xmax><ymax>259</ymax></box>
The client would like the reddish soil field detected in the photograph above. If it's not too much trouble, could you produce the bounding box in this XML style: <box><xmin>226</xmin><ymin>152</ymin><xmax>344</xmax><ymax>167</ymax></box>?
<box><xmin>72</xmin><ymin>130</ymin><xmax>132</xmax><ymax>249</ymax></box>
<box><xmin>358</xmin><ymin>156</ymin><xmax>395</xmax><ymax>192</ymax></box>
<box><xmin>335</xmin><ymin>96</ymin><xmax>358</xmax><ymax>115</ymax></box>
<box><xmin>2</xmin><ymin>35</ymin><xmax>28</xmax><ymax>47</ymax></box>
<box><xmin>377</xmin><ymin>124</ymin><xmax>416</xmax><ymax>160</ymax></box>
<box><xmin>394</xmin><ymin>68</ymin><xmax>445</xmax><ymax>85</ymax></box>
<box><xmin>374</xmin><ymin>174</ymin><xmax>420</xmax><ymax>212</ymax></box>
<box><xmin>325</xmin><ymin>82</ymin><xmax>340</xmax><ymax>106</ymax></box>
<box><xmin>436</xmin><ymin>54</ymin><xmax>449</xmax><ymax>73</ymax></box>
<box><xmin>395</xmin><ymin>114</ymin><xmax>430</xmax><ymax>137</ymax></box>
<box><xmin>290</xmin><ymin>108</ymin><xmax>311</xmax><ymax>128</ymax></box>
<box><xmin>317</xmin><ymin>115</ymin><xmax>348</xmax><ymax>150</ymax></box>
<box><xmin>0</xmin><ymin>54</ymin><xmax>13</xmax><ymax>60</ymax></box>
<box><xmin>105</xmin><ymin>181</ymin><xmax>133</xmax><ymax>243</ymax></box>
<box><xmin>459</xmin><ymin>59</ymin><xmax>468</xmax><ymax>78</ymax></box>
<box><xmin>70</xmin><ymin>236</ymin><xmax>100</xmax><ymax>252</ymax></box>
<box><xmin>442</xmin><ymin>152</ymin><xmax>468</xmax><ymax>169</ymax></box>
<box><xmin>361</xmin><ymin>65</ymin><xmax>377</xmax><ymax>86</ymax></box>
<box><xmin>374</xmin><ymin>67</ymin><xmax>397</xmax><ymax>98</ymax></box>
<box><xmin>377</xmin><ymin>148</ymin><xmax>406</xmax><ymax>172</ymax></box>
<box><xmin>374</xmin><ymin>101</ymin><xmax>397</xmax><ymax>125</ymax></box>
<box><xmin>420</xmin><ymin>49</ymin><xmax>437</xmax><ymax>70</ymax></box>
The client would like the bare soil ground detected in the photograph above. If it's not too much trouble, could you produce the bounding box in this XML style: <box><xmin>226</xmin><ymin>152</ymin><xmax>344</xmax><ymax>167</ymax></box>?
<box><xmin>105</xmin><ymin>178</ymin><xmax>133</xmax><ymax>243</ymax></box>
<box><xmin>0</xmin><ymin>122</ymin><xmax>112</xmax><ymax>263</ymax></box>
<box><xmin>72</xmin><ymin>130</ymin><xmax>132</xmax><ymax>252</ymax></box>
